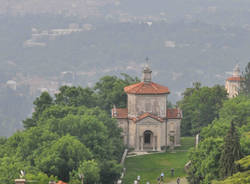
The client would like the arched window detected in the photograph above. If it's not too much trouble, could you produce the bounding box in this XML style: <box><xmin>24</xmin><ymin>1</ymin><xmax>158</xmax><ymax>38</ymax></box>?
<box><xmin>144</xmin><ymin>130</ymin><xmax>153</xmax><ymax>144</ymax></box>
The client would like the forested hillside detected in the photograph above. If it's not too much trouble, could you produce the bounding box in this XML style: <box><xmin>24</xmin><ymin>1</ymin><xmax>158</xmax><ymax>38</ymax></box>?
<box><xmin>0</xmin><ymin>63</ymin><xmax>249</xmax><ymax>184</ymax></box>
<box><xmin>1</xmin><ymin>0</ymin><xmax>250</xmax><ymax>137</ymax></box>
<box><xmin>186</xmin><ymin>63</ymin><xmax>250</xmax><ymax>184</ymax></box>
<box><xmin>0</xmin><ymin>74</ymin><xmax>139</xmax><ymax>184</ymax></box>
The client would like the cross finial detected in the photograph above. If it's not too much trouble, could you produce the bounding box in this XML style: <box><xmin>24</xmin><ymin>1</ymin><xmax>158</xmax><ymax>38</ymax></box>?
<box><xmin>145</xmin><ymin>57</ymin><xmax>149</xmax><ymax>65</ymax></box>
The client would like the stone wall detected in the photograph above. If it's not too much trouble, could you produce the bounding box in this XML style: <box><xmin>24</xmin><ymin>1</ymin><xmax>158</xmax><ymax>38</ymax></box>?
<box><xmin>128</xmin><ymin>94</ymin><xmax>168</xmax><ymax>118</ymax></box>
<box><xmin>167</xmin><ymin>119</ymin><xmax>181</xmax><ymax>146</ymax></box>
<box><xmin>128</xmin><ymin>119</ymin><xmax>136</xmax><ymax>148</ymax></box>
<box><xmin>135</xmin><ymin>117</ymin><xmax>166</xmax><ymax>151</ymax></box>
<box><xmin>117</xmin><ymin>119</ymin><xmax>129</xmax><ymax>146</ymax></box>
<box><xmin>116</xmin><ymin>116</ymin><xmax>181</xmax><ymax>150</ymax></box>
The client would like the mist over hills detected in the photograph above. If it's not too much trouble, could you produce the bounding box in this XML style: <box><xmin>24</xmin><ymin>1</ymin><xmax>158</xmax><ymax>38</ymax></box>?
<box><xmin>2</xmin><ymin>0</ymin><xmax>250</xmax><ymax>26</ymax></box>
<box><xmin>0</xmin><ymin>0</ymin><xmax>250</xmax><ymax>136</ymax></box>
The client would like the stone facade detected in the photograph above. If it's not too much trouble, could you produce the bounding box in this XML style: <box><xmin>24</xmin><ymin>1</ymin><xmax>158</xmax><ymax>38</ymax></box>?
<box><xmin>225</xmin><ymin>64</ymin><xmax>242</xmax><ymax>98</ymax></box>
<box><xmin>112</xmin><ymin>66</ymin><xmax>182</xmax><ymax>151</ymax></box>
<box><xmin>128</xmin><ymin>94</ymin><xmax>167</xmax><ymax>118</ymax></box>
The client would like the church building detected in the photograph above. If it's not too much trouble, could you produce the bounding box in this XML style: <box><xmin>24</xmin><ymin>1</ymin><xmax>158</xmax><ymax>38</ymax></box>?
<box><xmin>112</xmin><ymin>66</ymin><xmax>182</xmax><ymax>151</ymax></box>
<box><xmin>225</xmin><ymin>64</ymin><xmax>242</xmax><ymax>98</ymax></box>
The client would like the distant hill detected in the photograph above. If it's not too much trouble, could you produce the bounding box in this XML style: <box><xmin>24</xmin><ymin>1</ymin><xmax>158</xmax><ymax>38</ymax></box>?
<box><xmin>1</xmin><ymin>0</ymin><xmax>250</xmax><ymax>26</ymax></box>
<box><xmin>0</xmin><ymin>0</ymin><xmax>250</xmax><ymax>137</ymax></box>
<box><xmin>0</xmin><ymin>15</ymin><xmax>249</xmax><ymax>100</ymax></box>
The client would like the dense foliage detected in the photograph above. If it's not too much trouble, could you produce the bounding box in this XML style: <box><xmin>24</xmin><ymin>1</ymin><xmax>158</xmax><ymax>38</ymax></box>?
<box><xmin>0</xmin><ymin>74</ymin><xmax>138</xmax><ymax>184</ymax></box>
<box><xmin>178</xmin><ymin>83</ymin><xmax>228</xmax><ymax>136</ymax></box>
<box><xmin>240</xmin><ymin>62</ymin><xmax>250</xmax><ymax>96</ymax></box>
<box><xmin>219</xmin><ymin>122</ymin><xmax>242</xmax><ymax>179</ymax></box>
<box><xmin>187</xmin><ymin>95</ymin><xmax>250</xmax><ymax>184</ymax></box>
<box><xmin>213</xmin><ymin>155</ymin><xmax>250</xmax><ymax>184</ymax></box>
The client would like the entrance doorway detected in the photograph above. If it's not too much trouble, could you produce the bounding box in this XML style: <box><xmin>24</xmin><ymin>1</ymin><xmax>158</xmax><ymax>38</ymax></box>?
<box><xmin>144</xmin><ymin>130</ymin><xmax>153</xmax><ymax>148</ymax></box>
<box><xmin>144</xmin><ymin>131</ymin><xmax>151</xmax><ymax>144</ymax></box>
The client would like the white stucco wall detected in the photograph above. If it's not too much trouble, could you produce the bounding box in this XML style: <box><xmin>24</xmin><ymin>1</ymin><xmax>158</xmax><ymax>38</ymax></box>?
<box><xmin>225</xmin><ymin>80</ymin><xmax>240</xmax><ymax>98</ymax></box>
<box><xmin>128</xmin><ymin>94</ymin><xmax>167</xmax><ymax>118</ymax></box>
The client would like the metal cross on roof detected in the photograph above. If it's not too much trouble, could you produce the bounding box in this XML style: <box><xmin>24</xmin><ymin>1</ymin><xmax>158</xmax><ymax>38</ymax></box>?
<box><xmin>145</xmin><ymin>57</ymin><xmax>150</xmax><ymax>69</ymax></box>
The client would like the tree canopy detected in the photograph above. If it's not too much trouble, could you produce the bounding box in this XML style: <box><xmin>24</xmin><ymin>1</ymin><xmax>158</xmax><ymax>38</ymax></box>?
<box><xmin>0</xmin><ymin>73</ymin><xmax>139</xmax><ymax>184</ymax></box>
<box><xmin>240</xmin><ymin>62</ymin><xmax>250</xmax><ymax>96</ymax></box>
<box><xmin>213</xmin><ymin>155</ymin><xmax>250</xmax><ymax>184</ymax></box>
<box><xmin>219</xmin><ymin>122</ymin><xmax>242</xmax><ymax>179</ymax></box>
<box><xmin>178</xmin><ymin>83</ymin><xmax>228</xmax><ymax>136</ymax></box>
<box><xmin>187</xmin><ymin>94</ymin><xmax>250</xmax><ymax>184</ymax></box>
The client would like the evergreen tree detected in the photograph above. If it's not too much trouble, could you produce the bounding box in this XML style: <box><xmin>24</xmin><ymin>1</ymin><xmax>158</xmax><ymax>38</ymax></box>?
<box><xmin>219</xmin><ymin>122</ymin><xmax>242</xmax><ymax>178</ymax></box>
<box><xmin>240</xmin><ymin>62</ymin><xmax>250</xmax><ymax>96</ymax></box>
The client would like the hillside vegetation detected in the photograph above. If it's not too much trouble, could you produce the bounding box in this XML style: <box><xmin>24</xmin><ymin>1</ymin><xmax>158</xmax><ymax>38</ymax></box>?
<box><xmin>186</xmin><ymin>63</ymin><xmax>250</xmax><ymax>184</ymax></box>
<box><xmin>0</xmin><ymin>75</ymin><xmax>139</xmax><ymax>184</ymax></box>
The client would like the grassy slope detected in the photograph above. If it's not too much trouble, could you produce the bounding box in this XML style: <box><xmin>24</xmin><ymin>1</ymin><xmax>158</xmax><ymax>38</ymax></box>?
<box><xmin>123</xmin><ymin>137</ymin><xmax>195</xmax><ymax>184</ymax></box>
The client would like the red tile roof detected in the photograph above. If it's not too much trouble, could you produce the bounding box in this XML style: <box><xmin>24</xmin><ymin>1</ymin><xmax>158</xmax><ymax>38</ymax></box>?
<box><xmin>226</xmin><ymin>76</ymin><xmax>242</xmax><ymax>81</ymax></box>
<box><xmin>112</xmin><ymin>108</ymin><xmax>182</xmax><ymax>120</ymax></box>
<box><xmin>167</xmin><ymin>108</ymin><xmax>182</xmax><ymax>119</ymax></box>
<box><xmin>112</xmin><ymin>108</ymin><xmax>128</xmax><ymax>119</ymax></box>
<box><xmin>124</xmin><ymin>82</ymin><xmax>170</xmax><ymax>95</ymax></box>
<box><xmin>57</xmin><ymin>181</ymin><xmax>67</xmax><ymax>184</ymax></box>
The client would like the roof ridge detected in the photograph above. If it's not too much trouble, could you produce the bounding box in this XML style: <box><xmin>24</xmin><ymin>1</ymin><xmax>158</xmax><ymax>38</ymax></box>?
<box><xmin>135</xmin><ymin>82</ymin><xmax>144</xmax><ymax>93</ymax></box>
<box><xmin>151</xmin><ymin>82</ymin><xmax>159</xmax><ymax>91</ymax></box>
<box><xmin>124</xmin><ymin>81</ymin><xmax>170</xmax><ymax>94</ymax></box>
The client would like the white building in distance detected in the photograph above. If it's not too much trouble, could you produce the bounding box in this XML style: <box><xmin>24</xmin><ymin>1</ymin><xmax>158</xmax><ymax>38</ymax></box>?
<box><xmin>225</xmin><ymin>64</ymin><xmax>242</xmax><ymax>98</ymax></box>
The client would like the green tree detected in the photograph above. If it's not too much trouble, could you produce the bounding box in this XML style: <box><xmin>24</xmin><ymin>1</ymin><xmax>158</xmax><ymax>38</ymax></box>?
<box><xmin>38</xmin><ymin>105</ymin><xmax>123</xmax><ymax>159</ymax></box>
<box><xmin>178</xmin><ymin>84</ymin><xmax>227</xmax><ymax>135</ymax></box>
<box><xmin>240</xmin><ymin>130</ymin><xmax>250</xmax><ymax>156</ymax></box>
<box><xmin>23</xmin><ymin>92</ymin><xmax>53</xmax><ymax>129</ymax></box>
<box><xmin>32</xmin><ymin>104</ymin><xmax>123</xmax><ymax>183</ymax></box>
<box><xmin>187</xmin><ymin>137</ymin><xmax>224</xmax><ymax>184</ymax></box>
<box><xmin>0</xmin><ymin>155</ymin><xmax>33</xmax><ymax>184</ymax></box>
<box><xmin>219</xmin><ymin>122</ymin><xmax>242</xmax><ymax>179</ymax></box>
<box><xmin>237</xmin><ymin>155</ymin><xmax>250</xmax><ymax>171</ymax></box>
<box><xmin>2</xmin><ymin>127</ymin><xmax>58</xmax><ymax>163</ymax></box>
<box><xmin>2</xmin><ymin>74</ymin><xmax>131</xmax><ymax>184</ymax></box>
<box><xmin>213</xmin><ymin>155</ymin><xmax>250</xmax><ymax>184</ymax></box>
<box><xmin>240</xmin><ymin>62</ymin><xmax>250</xmax><ymax>96</ymax></box>
<box><xmin>25</xmin><ymin>172</ymin><xmax>57</xmax><ymax>184</ymax></box>
<box><xmin>44</xmin><ymin>111</ymin><xmax>116</xmax><ymax>160</ymax></box>
<box><xmin>77</xmin><ymin>160</ymin><xmax>100</xmax><ymax>184</ymax></box>
<box><xmin>200</xmin><ymin>95</ymin><xmax>250</xmax><ymax>140</ymax></box>
<box><xmin>99</xmin><ymin>160</ymin><xmax>122</xmax><ymax>184</ymax></box>
<box><xmin>35</xmin><ymin>135</ymin><xmax>92</xmax><ymax>182</ymax></box>
<box><xmin>55</xmin><ymin>86</ymin><xmax>96</xmax><ymax>107</ymax></box>
<box><xmin>33</xmin><ymin>92</ymin><xmax>54</xmax><ymax>118</ymax></box>
<box><xmin>94</xmin><ymin>74</ymin><xmax>139</xmax><ymax>112</ymax></box>
<box><xmin>0</xmin><ymin>136</ymin><xmax>7</xmax><ymax>145</ymax></box>
<box><xmin>187</xmin><ymin>95</ymin><xmax>250</xmax><ymax>184</ymax></box>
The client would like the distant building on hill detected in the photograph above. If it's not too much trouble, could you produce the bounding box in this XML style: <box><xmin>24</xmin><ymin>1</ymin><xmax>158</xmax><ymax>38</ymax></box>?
<box><xmin>6</xmin><ymin>80</ymin><xmax>17</xmax><ymax>90</ymax></box>
<box><xmin>112</xmin><ymin>65</ymin><xmax>182</xmax><ymax>151</ymax></box>
<box><xmin>225</xmin><ymin>64</ymin><xmax>242</xmax><ymax>98</ymax></box>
